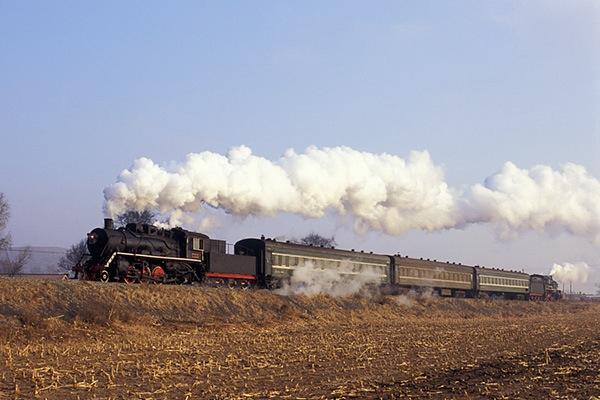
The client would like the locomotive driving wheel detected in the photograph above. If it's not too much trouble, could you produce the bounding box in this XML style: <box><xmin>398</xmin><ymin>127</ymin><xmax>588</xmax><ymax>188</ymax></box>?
<box><xmin>150</xmin><ymin>266</ymin><xmax>165</xmax><ymax>284</ymax></box>
<box><xmin>140</xmin><ymin>266</ymin><xmax>152</xmax><ymax>284</ymax></box>
<box><xmin>124</xmin><ymin>265</ymin><xmax>141</xmax><ymax>284</ymax></box>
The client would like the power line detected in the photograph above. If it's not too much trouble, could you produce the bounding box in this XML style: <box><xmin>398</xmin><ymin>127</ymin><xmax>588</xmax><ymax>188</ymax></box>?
<box><xmin>5</xmin><ymin>249</ymin><xmax>66</xmax><ymax>255</ymax></box>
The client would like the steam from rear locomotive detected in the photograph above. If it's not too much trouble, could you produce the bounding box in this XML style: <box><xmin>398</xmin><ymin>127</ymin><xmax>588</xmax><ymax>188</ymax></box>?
<box><xmin>550</xmin><ymin>262</ymin><xmax>591</xmax><ymax>285</ymax></box>
<box><xmin>103</xmin><ymin>145</ymin><xmax>600</xmax><ymax>242</ymax></box>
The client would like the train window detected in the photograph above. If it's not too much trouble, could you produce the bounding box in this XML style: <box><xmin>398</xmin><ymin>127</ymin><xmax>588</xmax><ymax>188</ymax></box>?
<box><xmin>192</xmin><ymin>237</ymin><xmax>203</xmax><ymax>251</ymax></box>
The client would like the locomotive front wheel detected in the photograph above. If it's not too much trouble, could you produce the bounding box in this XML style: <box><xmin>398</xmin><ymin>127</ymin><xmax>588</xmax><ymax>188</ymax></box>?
<box><xmin>100</xmin><ymin>270</ymin><xmax>110</xmax><ymax>282</ymax></box>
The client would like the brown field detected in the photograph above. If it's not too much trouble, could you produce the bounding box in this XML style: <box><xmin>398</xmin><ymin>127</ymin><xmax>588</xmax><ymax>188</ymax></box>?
<box><xmin>0</xmin><ymin>278</ymin><xmax>599</xmax><ymax>399</ymax></box>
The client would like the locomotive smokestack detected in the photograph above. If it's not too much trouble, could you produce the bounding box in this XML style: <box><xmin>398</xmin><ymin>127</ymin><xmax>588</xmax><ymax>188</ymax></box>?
<box><xmin>104</xmin><ymin>218</ymin><xmax>114</xmax><ymax>230</ymax></box>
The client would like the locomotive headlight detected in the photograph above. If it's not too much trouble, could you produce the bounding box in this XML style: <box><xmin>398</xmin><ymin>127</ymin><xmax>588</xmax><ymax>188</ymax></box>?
<box><xmin>87</xmin><ymin>232</ymin><xmax>97</xmax><ymax>244</ymax></box>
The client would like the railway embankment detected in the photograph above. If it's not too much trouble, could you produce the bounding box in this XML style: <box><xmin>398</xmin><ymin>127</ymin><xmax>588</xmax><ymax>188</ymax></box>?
<box><xmin>0</xmin><ymin>277</ymin><xmax>594</xmax><ymax>339</ymax></box>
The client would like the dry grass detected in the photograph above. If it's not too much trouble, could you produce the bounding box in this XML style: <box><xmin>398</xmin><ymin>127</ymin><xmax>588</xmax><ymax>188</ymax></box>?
<box><xmin>0</xmin><ymin>278</ymin><xmax>598</xmax><ymax>399</ymax></box>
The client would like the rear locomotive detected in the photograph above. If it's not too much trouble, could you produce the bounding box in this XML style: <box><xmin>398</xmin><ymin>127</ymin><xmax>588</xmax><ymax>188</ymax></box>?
<box><xmin>76</xmin><ymin>218</ymin><xmax>208</xmax><ymax>283</ymax></box>
<box><xmin>529</xmin><ymin>274</ymin><xmax>562</xmax><ymax>301</ymax></box>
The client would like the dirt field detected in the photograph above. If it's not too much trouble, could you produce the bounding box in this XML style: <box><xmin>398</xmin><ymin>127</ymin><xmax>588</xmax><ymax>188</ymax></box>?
<box><xmin>0</xmin><ymin>278</ymin><xmax>598</xmax><ymax>399</ymax></box>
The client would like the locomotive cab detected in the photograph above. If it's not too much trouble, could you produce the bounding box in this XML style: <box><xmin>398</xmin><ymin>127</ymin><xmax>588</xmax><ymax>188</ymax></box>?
<box><xmin>186</xmin><ymin>233</ymin><xmax>207</xmax><ymax>260</ymax></box>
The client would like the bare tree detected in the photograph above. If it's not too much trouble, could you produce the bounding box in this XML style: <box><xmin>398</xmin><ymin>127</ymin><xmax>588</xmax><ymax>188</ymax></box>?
<box><xmin>298</xmin><ymin>232</ymin><xmax>337</xmax><ymax>248</ymax></box>
<box><xmin>0</xmin><ymin>193</ymin><xmax>32</xmax><ymax>276</ymax></box>
<box><xmin>0</xmin><ymin>248</ymin><xmax>31</xmax><ymax>276</ymax></box>
<box><xmin>116</xmin><ymin>210</ymin><xmax>157</xmax><ymax>227</ymax></box>
<box><xmin>0</xmin><ymin>193</ymin><xmax>10</xmax><ymax>251</ymax></box>
<box><xmin>57</xmin><ymin>239</ymin><xmax>88</xmax><ymax>273</ymax></box>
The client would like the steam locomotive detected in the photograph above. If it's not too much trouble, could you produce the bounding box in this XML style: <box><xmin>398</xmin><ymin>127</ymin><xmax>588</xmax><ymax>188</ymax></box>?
<box><xmin>75</xmin><ymin>219</ymin><xmax>562</xmax><ymax>301</ymax></box>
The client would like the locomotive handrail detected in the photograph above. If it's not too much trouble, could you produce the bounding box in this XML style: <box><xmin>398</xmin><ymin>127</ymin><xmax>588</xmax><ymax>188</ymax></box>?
<box><xmin>103</xmin><ymin>251</ymin><xmax>204</xmax><ymax>268</ymax></box>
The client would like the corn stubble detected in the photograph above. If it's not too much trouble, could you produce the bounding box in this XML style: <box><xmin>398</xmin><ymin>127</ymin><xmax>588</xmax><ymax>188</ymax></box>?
<box><xmin>0</xmin><ymin>278</ymin><xmax>598</xmax><ymax>399</ymax></box>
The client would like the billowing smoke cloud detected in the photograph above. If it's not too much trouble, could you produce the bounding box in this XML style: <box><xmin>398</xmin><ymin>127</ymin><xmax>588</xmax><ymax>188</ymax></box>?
<box><xmin>466</xmin><ymin>162</ymin><xmax>600</xmax><ymax>242</ymax></box>
<box><xmin>276</xmin><ymin>261</ymin><xmax>383</xmax><ymax>297</ymax></box>
<box><xmin>103</xmin><ymin>145</ymin><xmax>600</xmax><ymax>242</ymax></box>
<box><xmin>104</xmin><ymin>146</ymin><xmax>458</xmax><ymax>234</ymax></box>
<box><xmin>550</xmin><ymin>262</ymin><xmax>591</xmax><ymax>284</ymax></box>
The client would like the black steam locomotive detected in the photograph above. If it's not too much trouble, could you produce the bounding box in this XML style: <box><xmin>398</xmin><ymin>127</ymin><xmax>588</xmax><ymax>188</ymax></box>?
<box><xmin>76</xmin><ymin>219</ymin><xmax>561</xmax><ymax>301</ymax></box>
<box><xmin>77</xmin><ymin>219</ymin><xmax>256</xmax><ymax>286</ymax></box>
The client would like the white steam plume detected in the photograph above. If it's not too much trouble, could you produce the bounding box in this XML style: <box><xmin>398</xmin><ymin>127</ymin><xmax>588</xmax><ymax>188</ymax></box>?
<box><xmin>103</xmin><ymin>145</ymin><xmax>600</xmax><ymax>242</ymax></box>
<box><xmin>466</xmin><ymin>162</ymin><xmax>600</xmax><ymax>242</ymax></box>
<box><xmin>276</xmin><ymin>261</ymin><xmax>383</xmax><ymax>297</ymax></box>
<box><xmin>550</xmin><ymin>262</ymin><xmax>591</xmax><ymax>284</ymax></box>
<box><xmin>104</xmin><ymin>146</ymin><xmax>458</xmax><ymax>235</ymax></box>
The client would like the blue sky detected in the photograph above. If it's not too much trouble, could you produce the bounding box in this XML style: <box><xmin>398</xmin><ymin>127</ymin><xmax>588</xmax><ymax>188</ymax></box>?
<box><xmin>1</xmin><ymin>1</ymin><xmax>599</xmax><ymax>289</ymax></box>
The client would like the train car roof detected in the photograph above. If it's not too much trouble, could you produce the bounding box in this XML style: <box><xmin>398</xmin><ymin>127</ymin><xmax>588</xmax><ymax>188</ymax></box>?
<box><xmin>393</xmin><ymin>255</ymin><xmax>474</xmax><ymax>272</ymax></box>
<box><xmin>235</xmin><ymin>237</ymin><xmax>390</xmax><ymax>263</ymax></box>
<box><xmin>475</xmin><ymin>266</ymin><xmax>529</xmax><ymax>278</ymax></box>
